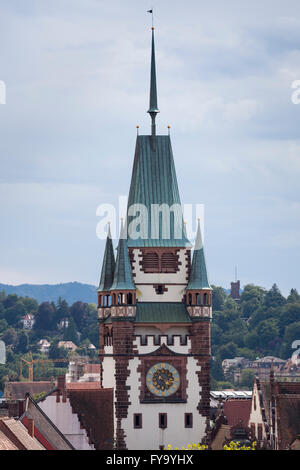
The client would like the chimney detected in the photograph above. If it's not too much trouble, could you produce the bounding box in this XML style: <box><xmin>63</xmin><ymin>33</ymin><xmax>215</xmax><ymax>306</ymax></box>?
<box><xmin>18</xmin><ymin>400</ymin><xmax>24</xmax><ymax>417</ymax></box>
<box><xmin>8</xmin><ymin>402</ymin><xmax>18</xmax><ymax>418</ymax></box>
<box><xmin>27</xmin><ymin>418</ymin><xmax>35</xmax><ymax>438</ymax></box>
<box><xmin>57</xmin><ymin>375</ymin><xmax>67</xmax><ymax>403</ymax></box>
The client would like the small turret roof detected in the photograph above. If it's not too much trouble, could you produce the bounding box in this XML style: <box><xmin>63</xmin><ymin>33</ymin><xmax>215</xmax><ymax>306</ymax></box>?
<box><xmin>110</xmin><ymin>220</ymin><xmax>136</xmax><ymax>291</ymax></box>
<box><xmin>98</xmin><ymin>225</ymin><xmax>115</xmax><ymax>292</ymax></box>
<box><xmin>186</xmin><ymin>220</ymin><xmax>211</xmax><ymax>290</ymax></box>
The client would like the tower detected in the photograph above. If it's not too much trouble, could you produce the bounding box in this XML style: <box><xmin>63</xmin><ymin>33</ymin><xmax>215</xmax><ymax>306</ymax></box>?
<box><xmin>98</xmin><ymin>26</ymin><xmax>212</xmax><ymax>450</ymax></box>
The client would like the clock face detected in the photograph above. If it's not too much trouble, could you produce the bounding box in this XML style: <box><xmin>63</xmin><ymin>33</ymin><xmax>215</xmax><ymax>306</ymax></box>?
<box><xmin>146</xmin><ymin>363</ymin><xmax>180</xmax><ymax>397</ymax></box>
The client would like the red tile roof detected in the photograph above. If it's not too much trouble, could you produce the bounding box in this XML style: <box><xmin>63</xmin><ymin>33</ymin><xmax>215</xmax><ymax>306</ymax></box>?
<box><xmin>0</xmin><ymin>417</ymin><xmax>45</xmax><ymax>450</ymax></box>
<box><xmin>4</xmin><ymin>382</ymin><xmax>54</xmax><ymax>401</ymax></box>
<box><xmin>83</xmin><ymin>364</ymin><xmax>101</xmax><ymax>374</ymax></box>
<box><xmin>66</xmin><ymin>382</ymin><xmax>101</xmax><ymax>391</ymax></box>
<box><xmin>223</xmin><ymin>399</ymin><xmax>251</xmax><ymax>427</ymax></box>
<box><xmin>67</xmin><ymin>388</ymin><xmax>113</xmax><ymax>450</ymax></box>
<box><xmin>0</xmin><ymin>429</ymin><xmax>18</xmax><ymax>450</ymax></box>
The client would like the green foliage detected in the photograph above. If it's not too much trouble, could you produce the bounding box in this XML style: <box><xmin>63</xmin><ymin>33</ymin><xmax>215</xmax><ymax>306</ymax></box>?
<box><xmin>240</xmin><ymin>369</ymin><xmax>256</xmax><ymax>389</ymax></box>
<box><xmin>211</xmin><ymin>285</ymin><xmax>227</xmax><ymax>311</ymax></box>
<box><xmin>211</xmin><ymin>283</ymin><xmax>300</xmax><ymax>389</ymax></box>
<box><xmin>63</xmin><ymin>317</ymin><xmax>79</xmax><ymax>345</ymax></box>
<box><xmin>34</xmin><ymin>302</ymin><xmax>57</xmax><ymax>331</ymax></box>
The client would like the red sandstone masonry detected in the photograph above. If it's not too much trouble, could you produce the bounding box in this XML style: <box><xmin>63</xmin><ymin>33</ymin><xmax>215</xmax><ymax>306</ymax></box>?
<box><xmin>112</xmin><ymin>321</ymin><xmax>135</xmax><ymax>450</ymax></box>
<box><xmin>190</xmin><ymin>321</ymin><xmax>211</xmax><ymax>417</ymax></box>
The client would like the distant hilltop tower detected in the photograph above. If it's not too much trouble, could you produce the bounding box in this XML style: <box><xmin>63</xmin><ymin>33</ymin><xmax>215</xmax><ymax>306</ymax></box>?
<box><xmin>97</xmin><ymin>21</ymin><xmax>212</xmax><ymax>450</ymax></box>
<box><xmin>230</xmin><ymin>266</ymin><xmax>240</xmax><ymax>301</ymax></box>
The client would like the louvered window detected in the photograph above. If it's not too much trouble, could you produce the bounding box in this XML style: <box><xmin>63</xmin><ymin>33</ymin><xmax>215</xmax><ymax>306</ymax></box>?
<box><xmin>161</xmin><ymin>253</ymin><xmax>176</xmax><ymax>273</ymax></box>
<box><xmin>144</xmin><ymin>252</ymin><xmax>159</xmax><ymax>272</ymax></box>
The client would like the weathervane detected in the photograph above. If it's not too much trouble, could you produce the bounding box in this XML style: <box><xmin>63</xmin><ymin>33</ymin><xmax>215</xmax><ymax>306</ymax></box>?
<box><xmin>147</xmin><ymin>8</ymin><xmax>154</xmax><ymax>28</ymax></box>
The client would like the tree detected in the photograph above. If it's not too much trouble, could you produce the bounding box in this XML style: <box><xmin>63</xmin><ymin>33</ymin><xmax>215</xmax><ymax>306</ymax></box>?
<box><xmin>48</xmin><ymin>342</ymin><xmax>69</xmax><ymax>360</ymax></box>
<box><xmin>63</xmin><ymin>317</ymin><xmax>79</xmax><ymax>345</ymax></box>
<box><xmin>264</xmin><ymin>284</ymin><xmax>286</xmax><ymax>309</ymax></box>
<box><xmin>1</xmin><ymin>328</ymin><xmax>18</xmax><ymax>348</ymax></box>
<box><xmin>5</xmin><ymin>301</ymin><xmax>26</xmax><ymax>326</ymax></box>
<box><xmin>22</xmin><ymin>297</ymin><xmax>38</xmax><ymax>313</ymax></box>
<box><xmin>70</xmin><ymin>301</ymin><xmax>89</xmax><ymax>331</ymax></box>
<box><xmin>212</xmin><ymin>285</ymin><xmax>227</xmax><ymax>311</ymax></box>
<box><xmin>55</xmin><ymin>298</ymin><xmax>70</xmax><ymax>325</ymax></box>
<box><xmin>240</xmin><ymin>284</ymin><xmax>265</xmax><ymax>318</ymax></box>
<box><xmin>3</xmin><ymin>294</ymin><xmax>18</xmax><ymax>309</ymax></box>
<box><xmin>16</xmin><ymin>331</ymin><xmax>29</xmax><ymax>354</ymax></box>
<box><xmin>279</xmin><ymin>303</ymin><xmax>300</xmax><ymax>335</ymax></box>
<box><xmin>287</xmin><ymin>288</ymin><xmax>300</xmax><ymax>303</ymax></box>
<box><xmin>280</xmin><ymin>321</ymin><xmax>300</xmax><ymax>359</ymax></box>
<box><xmin>240</xmin><ymin>369</ymin><xmax>256</xmax><ymax>389</ymax></box>
<box><xmin>218</xmin><ymin>342</ymin><xmax>238</xmax><ymax>361</ymax></box>
<box><xmin>211</xmin><ymin>357</ymin><xmax>225</xmax><ymax>382</ymax></box>
<box><xmin>34</xmin><ymin>302</ymin><xmax>56</xmax><ymax>331</ymax></box>
<box><xmin>257</xmin><ymin>319</ymin><xmax>280</xmax><ymax>350</ymax></box>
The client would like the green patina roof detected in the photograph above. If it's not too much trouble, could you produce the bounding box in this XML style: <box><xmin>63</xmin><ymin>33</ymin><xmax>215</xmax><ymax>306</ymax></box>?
<box><xmin>98</xmin><ymin>226</ymin><xmax>115</xmax><ymax>292</ymax></box>
<box><xmin>135</xmin><ymin>302</ymin><xmax>191</xmax><ymax>323</ymax></box>
<box><xmin>186</xmin><ymin>221</ymin><xmax>211</xmax><ymax>290</ymax></box>
<box><xmin>102</xmin><ymin>302</ymin><xmax>191</xmax><ymax>324</ymax></box>
<box><xmin>110</xmin><ymin>221</ymin><xmax>136</xmax><ymax>291</ymax></box>
<box><xmin>127</xmin><ymin>135</ymin><xmax>191</xmax><ymax>248</ymax></box>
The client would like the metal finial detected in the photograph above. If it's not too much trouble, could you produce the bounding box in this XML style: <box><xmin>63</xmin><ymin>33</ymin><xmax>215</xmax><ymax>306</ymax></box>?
<box><xmin>147</xmin><ymin>8</ymin><xmax>154</xmax><ymax>29</ymax></box>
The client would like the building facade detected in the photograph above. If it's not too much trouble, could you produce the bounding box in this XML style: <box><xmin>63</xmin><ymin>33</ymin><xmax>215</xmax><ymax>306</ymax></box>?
<box><xmin>97</xmin><ymin>27</ymin><xmax>212</xmax><ymax>450</ymax></box>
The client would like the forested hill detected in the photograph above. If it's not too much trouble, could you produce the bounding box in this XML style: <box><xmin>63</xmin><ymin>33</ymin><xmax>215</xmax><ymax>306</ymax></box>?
<box><xmin>0</xmin><ymin>282</ymin><xmax>97</xmax><ymax>305</ymax></box>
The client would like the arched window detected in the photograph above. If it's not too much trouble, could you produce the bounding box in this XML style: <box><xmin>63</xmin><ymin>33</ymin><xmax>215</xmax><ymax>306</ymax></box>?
<box><xmin>197</xmin><ymin>293</ymin><xmax>201</xmax><ymax>305</ymax></box>
<box><xmin>188</xmin><ymin>293</ymin><xmax>192</xmax><ymax>305</ymax></box>
<box><xmin>127</xmin><ymin>293</ymin><xmax>133</xmax><ymax>305</ymax></box>
<box><xmin>203</xmin><ymin>293</ymin><xmax>208</xmax><ymax>305</ymax></box>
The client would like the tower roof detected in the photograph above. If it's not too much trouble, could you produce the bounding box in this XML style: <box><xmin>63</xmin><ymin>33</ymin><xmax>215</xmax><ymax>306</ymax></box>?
<box><xmin>98</xmin><ymin>225</ymin><xmax>115</xmax><ymax>292</ymax></box>
<box><xmin>127</xmin><ymin>135</ymin><xmax>191</xmax><ymax>247</ymax></box>
<box><xmin>186</xmin><ymin>220</ymin><xmax>211</xmax><ymax>290</ymax></box>
<box><xmin>110</xmin><ymin>220</ymin><xmax>136</xmax><ymax>291</ymax></box>
<box><xmin>126</xmin><ymin>26</ymin><xmax>190</xmax><ymax>248</ymax></box>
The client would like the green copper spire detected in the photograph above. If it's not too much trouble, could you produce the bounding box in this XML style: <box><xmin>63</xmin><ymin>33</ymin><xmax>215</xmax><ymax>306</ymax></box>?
<box><xmin>147</xmin><ymin>28</ymin><xmax>159</xmax><ymax>136</ymax></box>
<box><xmin>110</xmin><ymin>220</ymin><xmax>136</xmax><ymax>291</ymax></box>
<box><xmin>186</xmin><ymin>220</ymin><xmax>211</xmax><ymax>290</ymax></box>
<box><xmin>98</xmin><ymin>224</ymin><xmax>115</xmax><ymax>292</ymax></box>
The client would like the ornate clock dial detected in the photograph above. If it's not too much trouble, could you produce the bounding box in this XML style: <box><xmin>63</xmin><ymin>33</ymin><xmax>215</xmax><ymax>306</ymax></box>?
<box><xmin>146</xmin><ymin>363</ymin><xmax>180</xmax><ymax>397</ymax></box>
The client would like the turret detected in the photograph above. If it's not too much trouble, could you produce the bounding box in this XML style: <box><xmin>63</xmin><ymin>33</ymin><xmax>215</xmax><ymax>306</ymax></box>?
<box><xmin>186</xmin><ymin>219</ymin><xmax>212</xmax><ymax>318</ymax></box>
<box><xmin>97</xmin><ymin>223</ymin><xmax>115</xmax><ymax>316</ymax></box>
<box><xmin>109</xmin><ymin>220</ymin><xmax>137</xmax><ymax>318</ymax></box>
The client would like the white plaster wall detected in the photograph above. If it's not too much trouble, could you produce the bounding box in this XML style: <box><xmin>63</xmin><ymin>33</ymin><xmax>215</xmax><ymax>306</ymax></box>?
<box><xmin>132</xmin><ymin>249</ymin><xmax>188</xmax><ymax>302</ymax></box>
<box><xmin>248</xmin><ymin>383</ymin><xmax>267</xmax><ymax>440</ymax></box>
<box><xmin>133</xmin><ymin>335</ymin><xmax>191</xmax><ymax>355</ymax></box>
<box><xmin>38</xmin><ymin>395</ymin><xmax>94</xmax><ymax>450</ymax></box>
<box><xmin>102</xmin><ymin>355</ymin><xmax>115</xmax><ymax>389</ymax></box>
<box><xmin>135</xmin><ymin>326</ymin><xmax>189</xmax><ymax>343</ymax></box>
<box><xmin>102</xmin><ymin>352</ymin><xmax>116</xmax><ymax>443</ymax></box>
<box><xmin>122</xmin><ymin>356</ymin><xmax>206</xmax><ymax>450</ymax></box>
<box><xmin>136</xmin><ymin>284</ymin><xmax>186</xmax><ymax>302</ymax></box>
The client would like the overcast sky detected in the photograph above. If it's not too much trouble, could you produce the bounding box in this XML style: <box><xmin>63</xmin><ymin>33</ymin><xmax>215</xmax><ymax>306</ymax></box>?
<box><xmin>1</xmin><ymin>0</ymin><xmax>300</xmax><ymax>295</ymax></box>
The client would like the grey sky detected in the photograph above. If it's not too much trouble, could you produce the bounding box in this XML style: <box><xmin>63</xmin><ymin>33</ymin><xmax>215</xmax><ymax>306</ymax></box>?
<box><xmin>0</xmin><ymin>0</ymin><xmax>300</xmax><ymax>295</ymax></box>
